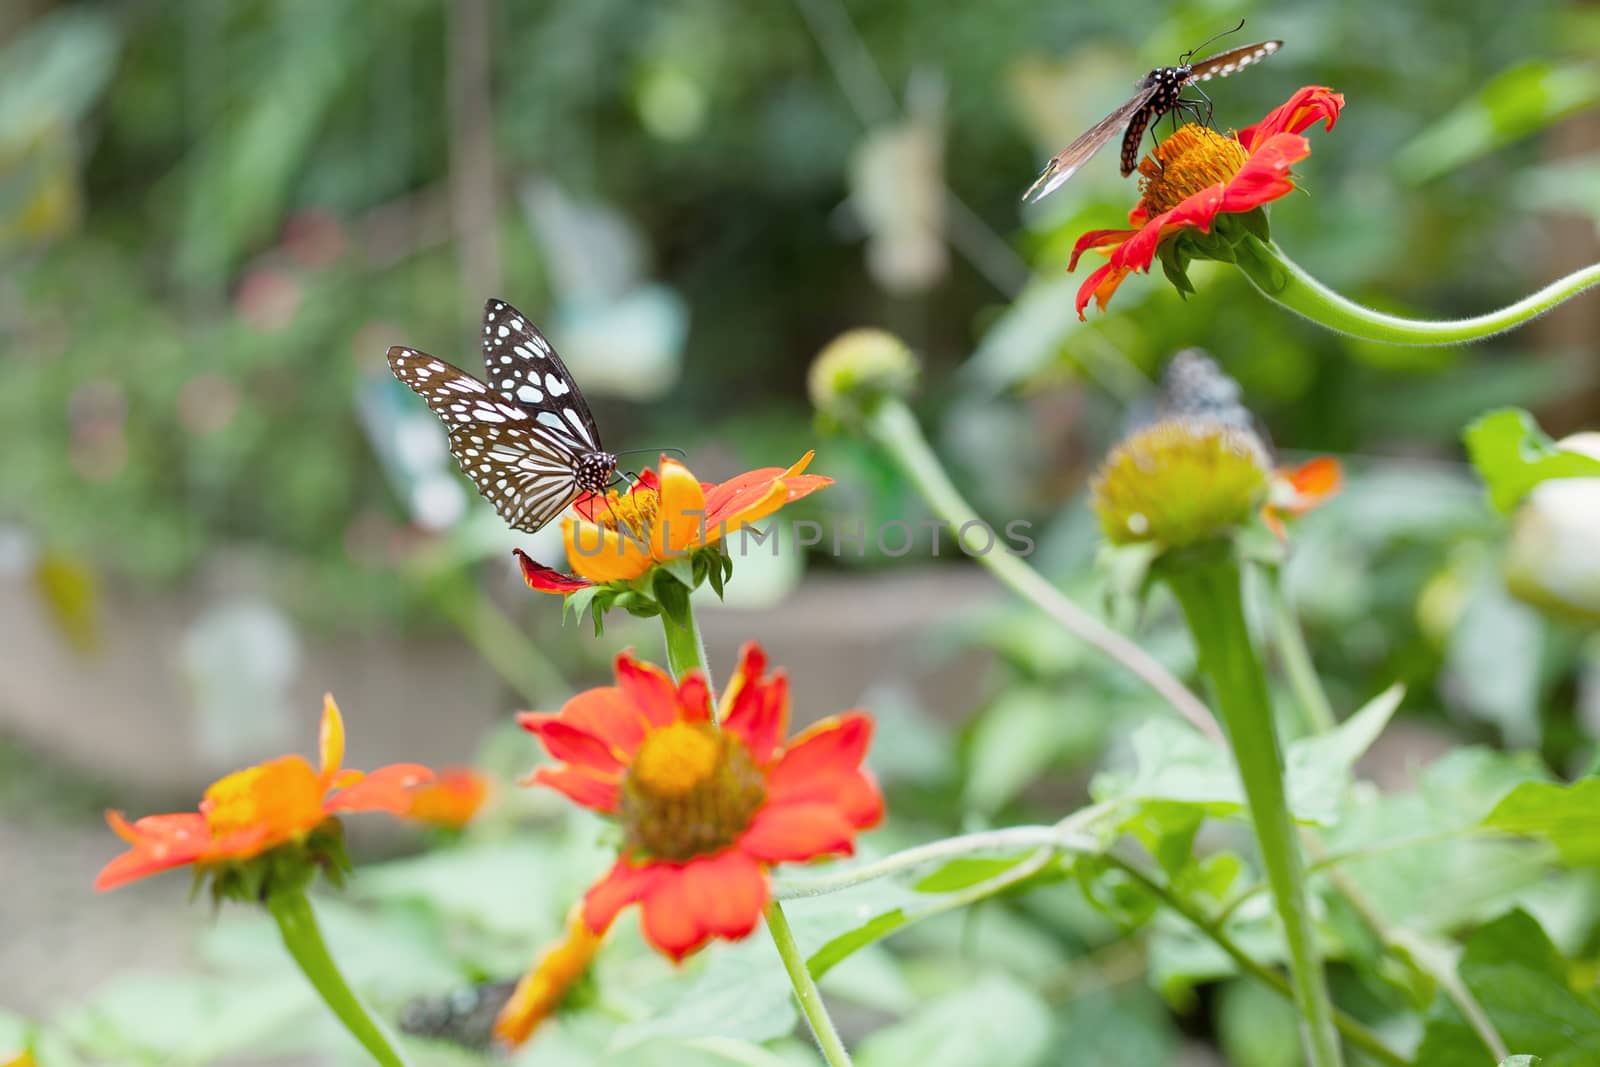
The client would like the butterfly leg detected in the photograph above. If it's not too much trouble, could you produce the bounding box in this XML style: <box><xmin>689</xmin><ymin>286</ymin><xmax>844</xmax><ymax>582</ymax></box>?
<box><xmin>1187</xmin><ymin>83</ymin><xmax>1215</xmax><ymax>127</ymax></box>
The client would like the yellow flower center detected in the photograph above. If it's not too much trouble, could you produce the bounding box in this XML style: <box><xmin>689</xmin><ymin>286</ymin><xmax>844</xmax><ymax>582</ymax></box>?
<box><xmin>620</xmin><ymin>722</ymin><xmax>767</xmax><ymax>861</ymax></box>
<box><xmin>202</xmin><ymin>756</ymin><xmax>324</xmax><ymax>840</ymax></box>
<box><xmin>1137</xmin><ymin>124</ymin><xmax>1249</xmax><ymax>215</ymax></box>
<box><xmin>592</xmin><ymin>486</ymin><xmax>660</xmax><ymax>538</ymax></box>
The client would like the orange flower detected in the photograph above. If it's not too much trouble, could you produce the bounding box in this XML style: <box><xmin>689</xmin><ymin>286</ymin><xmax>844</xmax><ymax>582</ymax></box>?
<box><xmin>400</xmin><ymin>767</ymin><xmax>490</xmax><ymax>828</ymax></box>
<box><xmin>1263</xmin><ymin>456</ymin><xmax>1343</xmax><ymax>539</ymax></box>
<box><xmin>96</xmin><ymin>695</ymin><xmax>467</xmax><ymax>891</ymax></box>
<box><xmin>519</xmin><ymin>643</ymin><xmax>882</xmax><ymax>961</ymax></box>
<box><xmin>1069</xmin><ymin>86</ymin><xmax>1344</xmax><ymax>318</ymax></box>
<box><xmin>492</xmin><ymin>903</ymin><xmax>606</xmax><ymax>1047</ymax></box>
<box><xmin>517</xmin><ymin>453</ymin><xmax>831</xmax><ymax>593</ymax></box>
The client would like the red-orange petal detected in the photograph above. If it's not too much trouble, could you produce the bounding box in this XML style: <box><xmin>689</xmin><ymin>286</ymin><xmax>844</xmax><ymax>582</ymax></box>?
<box><xmin>583</xmin><ymin>856</ymin><xmax>665</xmax><ymax>933</ymax></box>
<box><xmin>767</xmin><ymin>713</ymin><xmax>873</xmax><ymax>789</ymax></box>
<box><xmin>676</xmin><ymin>672</ymin><xmax>713</xmax><ymax>725</ymax></box>
<box><xmin>638</xmin><ymin>866</ymin><xmax>709</xmax><ymax>962</ymax></box>
<box><xmin>326</xmin><ymin>763</ymin><xmax>434</xmax><ymax>814</ymax></box>
<box><xmin>526</xmin><ymin>765</ymin><xmax>621</xmax><ymax>813</ymax></box>
<box><xmin>1075</xmin><ymin>261</ymin><xmax>1133</xmax><ymax>320</ymax></box>
<box><xmin>614</xmin><ymin>652</ymin><xmax>681</xmax><ymax>728</ymax></box>
<box><xmin>721</xmin><ymin>645</ymin><xmax>789</xmax><ymax>765</ymax></box>
<box><xmin>1284</xmin><ymin>456</ymin><xmax>1343</xmax><ymax>502</ymax></box>
<box><xmin>514</xmin><ymin>549</ymin><xmax>594</xmax><ymax>594</ymax></box>
<box><xmin>1219</xmin><ymin>133</ymin><xmax>1310</xmax><ymax>214</ymax></box>
<box><xmin>767</xmin><ymin>767</ymin><xmax>885</xmax><ymax>831</ymax></box>
<box><xmin>1238</xmin><ymin>85</ymin><xmax>1344</xmax><ymax>153</ymax></box>
<box><xmin>739</xmin><ymin>802</ymin><xmax>858</xmax><ymax>863</ymax></box>
<box><xmin>682</xmin><ymin>850</ymin><xmax>767</xmax><ymax>941</ymax></box>
<box><xmin>528</xmin><ymin>719</ymin><xmax>628</xmax><ymax>774</ymax></box>
<box><xmin>1068</xmin><ymin>228</ymin><xmax>1136</xmax><ymax>273</ymax></box>
<box><xmin>547</xmin><ymin>687</ymin><xmax>652</xmax><ymax>760</ymax></box>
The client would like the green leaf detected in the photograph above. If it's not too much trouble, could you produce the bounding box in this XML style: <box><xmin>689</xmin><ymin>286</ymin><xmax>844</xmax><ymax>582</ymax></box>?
<box><xmin>1397</xmin><ymin>61</ymin><xmax>1600</xmax><ymax>184</ymax></box>
<box><xmin>854</xmin><ymin>973</ymin><xmax>1052</xmax><ymax>1067</ymax></box>
<box><xmin>1091</xmin><ymin>683</ymin><xmax>1403</xmax><ymax>826</ymax></box>
<box><xmin>913</xmin><ymin>853</ymin><xmax>1037</xmax><ymax>894</ymax></box>
<box><xmin>963</xmin><ymin>687</ymin><xmax>1088</xmax><ymax>814</ymax></box>
<box><xmin>1415</xmin><ymin>910</ymin><xmax>1600</xmax><ymax>1067</ymax></box>
<box><xmin>610</xmin><ymin>936</ymin><xmax>797</xmax><ymax>1050</ymax></box>
<box><xmin>1463</xmin><ymin>408</ymin><xmax>1600</xmax><ymax>514</ymax></box>
<box><xmin>652</xmin><ymin>568</ymin><xmax>691</xmax><ymax>625</ymax></box>
<box><xmin>1484</xmin><ymin>779</ymin><xmax>1600</xmax><ymax>867</ymax></box>
<box><xmin>1500</xmin><ymin>1057</ymin><xmax>1542</xmax><ymax>1066</ymax></box>
<box><xmin>563</xmin><ymin>584</ymin><xmax>600</xmax><ymax>626</ymax></box>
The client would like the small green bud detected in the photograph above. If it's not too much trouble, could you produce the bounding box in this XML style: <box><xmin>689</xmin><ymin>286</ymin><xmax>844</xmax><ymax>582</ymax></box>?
<box><xmin>808</xmin><ymin>328</ymin><xmax>919</xmax><ymax>428</ymax></box>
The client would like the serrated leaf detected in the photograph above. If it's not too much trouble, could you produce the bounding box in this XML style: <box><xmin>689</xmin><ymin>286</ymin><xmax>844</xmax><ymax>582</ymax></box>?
<box><xmin>1484</xmin><ymin>778</ymin><xmax>1600</xmax><ymax>867</ymax></box>
<box><xmin>1463</xmin><ymin>408</ymin><xmax>1600</xmax><ymax>514</ymax></box>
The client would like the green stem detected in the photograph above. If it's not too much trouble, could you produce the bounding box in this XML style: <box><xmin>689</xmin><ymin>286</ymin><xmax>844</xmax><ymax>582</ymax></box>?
<box><xmin>774</xmin><ymin>805</ymin><xmax>1109</xmax><ymax>900</ymax></box>
<box><xmin>765</xmin><ymin>901</ymin><xmax>855</xmax><ymax>1067</ymax></box>
<box><xmin>1165</xmin><ymin>555</ymin><xmax>1343</xmax><ymax>1067</ymax></box>
<box><xmin>268</xmin><ymin>890</ymin><xmax>411</xmax><ymax>1067</ymax></box>
<box><xmin>1102</xmin><ymin>855</ymin><xmax>1405</xmax><ymax>1067</ymax></box>
<box><xmin>661</xmin><ymin>602</ymin><xmax>712</xmax><ymax>696</ymax></box>
<box><xmin>1264</xmin><ymin>570</ymin><xmax>1337</xmax><ymax>736</ymax></box>
<box><xmin>1235</xmin><ymin>235</ymin><xmax>1600</xmax><ymax>346</ymax></box>
<box><xmin>865</xmin><ymin>399</ymin><xmax>1223</xmax><ymax>743</ymax></box>
<box><xmin>659</xmin><ymin>600</ymin><xmax>848</xmax><ymax>1065</ymax></box>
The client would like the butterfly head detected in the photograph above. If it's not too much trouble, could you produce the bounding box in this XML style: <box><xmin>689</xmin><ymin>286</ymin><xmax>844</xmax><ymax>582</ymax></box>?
<box><xmin>575</xmin><ymin>450</ymin><xmax>619</xmax><ymax>494</ymax></box>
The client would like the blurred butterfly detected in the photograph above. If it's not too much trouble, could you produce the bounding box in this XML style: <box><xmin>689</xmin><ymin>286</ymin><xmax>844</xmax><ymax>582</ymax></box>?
<box><xmin>1022</xmin><ymin>23</ymin><xmax>1281</xmax><ymax>203</ymax></box>
<box><xmin>386</xmin><ymin>299</ymin><xmax>617</xmax><ymax>533</ymax></box>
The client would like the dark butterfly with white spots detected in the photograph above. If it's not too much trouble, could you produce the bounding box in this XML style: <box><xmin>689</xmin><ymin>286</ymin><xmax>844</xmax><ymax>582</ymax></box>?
<box><xmin>386</xmin><ymin>299</ymin><xmax>617</xmax><ymax>533</ymax></box>
<box><xmin>1022</xmin><ymin>27</ymin><xmax>1281</xmax><ymax>204</ymax></box>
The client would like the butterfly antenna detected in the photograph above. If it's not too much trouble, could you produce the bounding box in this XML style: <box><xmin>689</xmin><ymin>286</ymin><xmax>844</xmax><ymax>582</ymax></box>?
<box><xmin>1180</xmin><ymin>18</ymin><xmax>1246</xmax><ymax>64</ymax></box>
<box><xmin>613</xmin><ymin>446</ymin><xmax>687</xmax><ymax>461</ymax></box>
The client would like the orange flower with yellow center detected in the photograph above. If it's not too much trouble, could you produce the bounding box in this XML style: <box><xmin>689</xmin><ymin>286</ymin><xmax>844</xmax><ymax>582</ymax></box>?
<box><xmin>1069</xmin><ymin>86</ymin><xmax>1344</xmax><ymax>318</ymax></box>
<box><xmin>519</xmin><ymin>643</ymin><xmax>882</xmax><ymax>962</ymax></box>
<box><xmin>517</xmin><ymin>453</ymin><xmax>831</xmax><ymax>593</ymax></box>
<box><xmin>96</xmin><ymin>695</ymin><xmax>485</xmax><ymax>892</ymax></box>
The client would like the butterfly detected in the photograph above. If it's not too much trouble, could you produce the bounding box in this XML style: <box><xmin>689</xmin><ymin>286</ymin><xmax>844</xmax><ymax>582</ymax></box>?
<box><xmin>386</xmin><ymin>299</ymin><xmax>617</xmax><ymax>533</ymax></box>
<box><xmin>1022</xmin><ymin>27</ymin><xmax>1281</xmax><ymax>204</ymax></box>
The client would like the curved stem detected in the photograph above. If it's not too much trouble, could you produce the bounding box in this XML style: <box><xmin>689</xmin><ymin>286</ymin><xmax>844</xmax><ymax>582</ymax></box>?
<box><xmin>764</xmin><ymin>901</ymin><xmax>854</xmax><ymax>1067</ymax></box>
<box><xmin>1264</xmin><ymin>570</ymin><xmax>1336</xmax><ymax>736</ymax></box>
<box><xmin>866</xmin><ymin>400</ymin><xmax>1223</xmax><ymax>743</ymax></box>
<box><xmin>659</xmin><ymin>600</ymin><xmax>848</xmax><ymax>1065</ymax></box>
<box><xmin>1235</xmin><ymin>235</ymin><xmax>1600</xmax><ymax>346</ymax></box>
<box><xmin>774</xmin><ymin>806</ymin><xmax>1110</xmax><ymax>900</ymax></box>
<box><xmin>1101</xmin><ymin>855</ymin><xmax>1405</xmax><ymax>1067</ymax></box>
<box><xmin>1165</xmin><ymin>557</ymin><xmax>1343</xmax><ymax>1067</ymax></box>
<box><xmin>268</xmin><ymin>890</ymin><xmax>412</xmax><ymax>1067</ymax></box>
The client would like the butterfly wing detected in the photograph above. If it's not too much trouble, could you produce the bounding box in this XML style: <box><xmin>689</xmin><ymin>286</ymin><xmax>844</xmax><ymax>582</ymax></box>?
<box><xmin>479</xmin><ymin>299</ymin><xmax>604</xmax><ymax>453</ymax></box>
<box><xmin>1187</xmin><ymin>40</ymin><xmax>1281</xmax><ymax>83</ymax></box>
<box><xmin>1022</xmin><ymin>86</ymin><xmax>1158</xmax><ymax>203</ymax></box>
<box><xmin>386</xmin><ymin>345</ymin><xmax>592</xmax><ymax>533</ymax></box>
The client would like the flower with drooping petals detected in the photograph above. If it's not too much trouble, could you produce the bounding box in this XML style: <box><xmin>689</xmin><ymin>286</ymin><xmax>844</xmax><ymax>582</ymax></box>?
<box><xmin>492</xmin><ymin>902</ymin><xmax>606</xmax><ymax>1047</ymax></box>
<box><xmin>519</xmin><ymin>643</ymin><xmax>882</xmax><ymax>961</ymax></box>
<box><xmin>517</xmin><ymin>452</ymin><xmax>831</xmax><ymax>593</ymax></box>
<box><xmin>96</xmin><ymin>695</ymin><xmax>471</xmax><ymax>893</ymax></box>
<box><xmin>1263</xmin><ymin>457</ymin><xmax>1343</xmax><ymax>540</ymax></box>
<box><xmin>1069</xmin><ymin>86</ymin><xmax>1344</xmax><ymax>318</ymax></box>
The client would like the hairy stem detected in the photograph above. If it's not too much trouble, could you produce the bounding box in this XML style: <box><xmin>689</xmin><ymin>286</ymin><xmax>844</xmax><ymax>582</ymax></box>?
<box><xmin>1235</xmin><ymin>235</ymin><xmax>1600</xmax><ymax>346</ymax></box>
<box><xmin>866</xmin><ymin>399</ymin><xmax>1222</xmax><ymax>742</ymax></box>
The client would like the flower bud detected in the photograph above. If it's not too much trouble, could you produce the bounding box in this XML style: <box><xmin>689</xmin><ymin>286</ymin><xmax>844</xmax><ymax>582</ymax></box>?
<box><xmin>1504</xmin><ymin>433</ymin><xmax>1600</xmax><ymax>625</ymax></box>
<box><xmin>808</xmin><ymin>328</ymin><xmax>919</xmax><ymax>428</ymax></box>
<box><xmin>1093</xmin><ymin>418</ymin><xmax>1271</xmax><ymax>549</ymax></box>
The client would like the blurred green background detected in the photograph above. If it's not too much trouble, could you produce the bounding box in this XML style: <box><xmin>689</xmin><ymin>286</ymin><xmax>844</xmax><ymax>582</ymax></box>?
<box><xmin>2</xmin><ymin>0</ymin><xmax>1598</xmax><ymax>1064</ymax></box>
